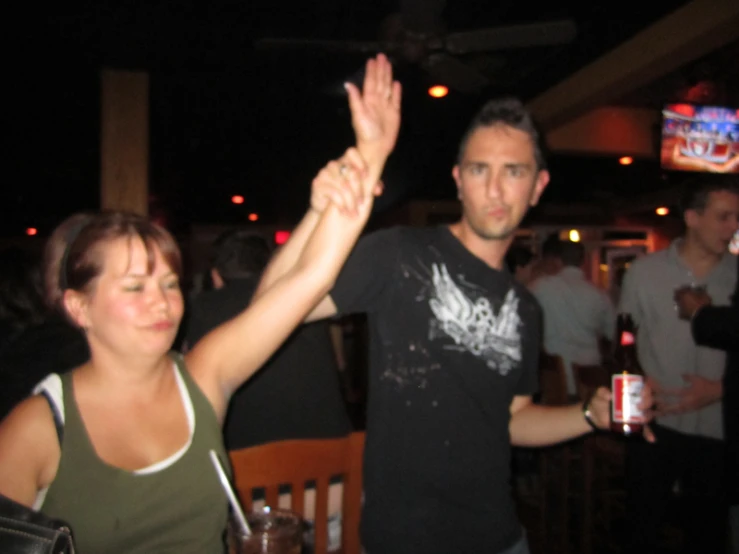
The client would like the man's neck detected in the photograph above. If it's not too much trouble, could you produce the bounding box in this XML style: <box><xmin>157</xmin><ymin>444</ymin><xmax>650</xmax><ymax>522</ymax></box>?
<box><xmin>677</xmin><ymin>235</ymin><xmax>722</xmax><ymax>279</ymax></box>
<box><xmin>448</xmin><ymin>222</ymin><xmax>512</xmax><ymax>270</ymax></box>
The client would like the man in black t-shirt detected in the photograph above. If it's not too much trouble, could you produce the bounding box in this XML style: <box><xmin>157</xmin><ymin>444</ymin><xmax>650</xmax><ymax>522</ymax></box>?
<box><xmin>258</xmin><ymin>96</ymin><xmax>642</xmax><ymax>553</ymax></box>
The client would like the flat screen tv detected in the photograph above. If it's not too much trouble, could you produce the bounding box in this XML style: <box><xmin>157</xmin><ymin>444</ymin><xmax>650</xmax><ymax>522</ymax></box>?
<box><xmin>660</xmin><ymin>103</ymin><xmax>739</xmax><ymax>174</ymax></box>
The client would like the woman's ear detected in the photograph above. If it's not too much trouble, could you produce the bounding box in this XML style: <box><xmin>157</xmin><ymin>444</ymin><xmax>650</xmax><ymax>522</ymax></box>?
<box><xmin>62</xmin><ymin>289</ymin><xmax>90</xmax><ymax>330</ymax></box>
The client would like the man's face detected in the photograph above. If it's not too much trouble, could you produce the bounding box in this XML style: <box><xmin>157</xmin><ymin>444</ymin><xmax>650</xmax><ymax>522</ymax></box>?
<box><xmin>452</xmin><ymin>124</ymin><xmax>549</xmax><ymax>241</ymax></box>
<box><xmin>685</xmin><ymin>190</ymin><xmax>739</xmax><ymax>256</ymax></box>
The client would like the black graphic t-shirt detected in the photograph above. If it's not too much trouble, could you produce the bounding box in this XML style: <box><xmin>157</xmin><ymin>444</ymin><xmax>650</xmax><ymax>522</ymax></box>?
<box><xmin>331</xmin><ymin>226</ymin><xmax>541</xmax><ymax>554</ymax></box>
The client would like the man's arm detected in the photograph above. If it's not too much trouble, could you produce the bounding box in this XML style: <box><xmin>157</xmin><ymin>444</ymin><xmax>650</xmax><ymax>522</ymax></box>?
<box><xmin>508</xmin><ymin>395</ymin><xmax>596</xmax><ymax>447</ymax></box>
<box><xmin>509</xmin><ymin>387</ymin><xmax>656</xmax><ymax>446</ymax></box>
<box><xmin>692</xmin><ymin>305</ymin><xmax>739</xmax><ymax>351</ymax></box>
<box><xmin>654</xmin><ymin>287</ymin><xmax>727</xmax><ymax>415</ymax></box>
<box><xmin>657</xmin><ymin>373</ymin><xmax>723</xmax><ymax>416</ymax></box>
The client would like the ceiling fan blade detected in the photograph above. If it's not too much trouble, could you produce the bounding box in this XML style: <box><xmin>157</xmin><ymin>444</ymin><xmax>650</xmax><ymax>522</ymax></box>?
<box><xmin>445</xmin><ymin>19</ymin><xmax>577</xmax><ymax>54</ymax></box>
<box><xmin>254</xmin><ymin>37</ymin><xmax>380</xmax><ymax>54</ymax></box>
<box><xmin>423</xmin><ymin>53</ymin><xmax>488</xmax><ymax>93</ymax></box>
<box><xmin>400</xmin><ymin>0</ymin><xmax>447</xmax><ymax>34</ymax></box>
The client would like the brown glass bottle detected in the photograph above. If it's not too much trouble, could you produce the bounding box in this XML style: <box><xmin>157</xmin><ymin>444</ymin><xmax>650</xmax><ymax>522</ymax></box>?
<box><xmin>611</xmin><ymin>313</ymin><xmax>645</xmax><ymax>436</ymax></box>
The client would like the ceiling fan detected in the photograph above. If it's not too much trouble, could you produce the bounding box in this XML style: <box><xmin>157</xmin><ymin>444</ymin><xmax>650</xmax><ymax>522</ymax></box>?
<box><xmin>253</xmin><ymin>0</ymin><xmax>577</xmax><ymax>93</ymax></box>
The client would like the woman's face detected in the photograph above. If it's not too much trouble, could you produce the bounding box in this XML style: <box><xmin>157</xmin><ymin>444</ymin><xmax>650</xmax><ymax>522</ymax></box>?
<box><xmin>74</xmin><ymin>236</ymin><xmax>184</xmax><ymax>359</ymax></box>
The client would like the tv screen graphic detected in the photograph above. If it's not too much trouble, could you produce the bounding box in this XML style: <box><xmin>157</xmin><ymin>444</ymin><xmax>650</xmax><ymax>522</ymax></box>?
<box><xmin>661</xmin><ymin>103</ymin><xmax>739</xmax><ymax>174</ymax></box>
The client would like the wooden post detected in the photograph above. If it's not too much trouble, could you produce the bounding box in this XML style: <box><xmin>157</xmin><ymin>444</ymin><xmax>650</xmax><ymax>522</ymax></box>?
<box><xmin>100</xmin><ymin>70</ymin><xmax>149</xmax><ymax>215</ymax></box>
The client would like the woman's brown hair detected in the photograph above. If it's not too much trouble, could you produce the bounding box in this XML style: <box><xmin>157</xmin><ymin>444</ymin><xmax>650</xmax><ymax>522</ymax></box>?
<box><xmin>44</xmin><ymin>211</ymin><xmax>182</xmax><ymax>313</ymax></box>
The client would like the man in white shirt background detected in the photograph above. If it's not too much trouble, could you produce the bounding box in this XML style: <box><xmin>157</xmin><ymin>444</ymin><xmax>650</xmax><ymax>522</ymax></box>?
<box><xmin>531</xmin><ymin>240</ymin><xmax>616</xmax><ymax>394</ymax></box>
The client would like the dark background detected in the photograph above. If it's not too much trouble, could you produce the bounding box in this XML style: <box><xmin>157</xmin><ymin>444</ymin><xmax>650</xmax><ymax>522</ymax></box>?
<box><xmin>4</xmin><ymin>1</ymin><xmax>704</xmax><ymax>237</ymax></box>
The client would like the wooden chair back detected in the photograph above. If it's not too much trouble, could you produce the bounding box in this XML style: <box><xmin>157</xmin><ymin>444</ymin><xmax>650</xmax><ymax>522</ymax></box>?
<box><xmin>572</xmin><ymin>363</ymin><xmax>610</xmax><ymax>402</ymax></box>
<box><xmin>538</xmin><ymin>351</ymin><xmax>569</xmax><ymax>405</ymax></box>
<box><xmin>229</xmin><ymin>432</ymin><xmax>365</xmax><ymax>554</ymax></box>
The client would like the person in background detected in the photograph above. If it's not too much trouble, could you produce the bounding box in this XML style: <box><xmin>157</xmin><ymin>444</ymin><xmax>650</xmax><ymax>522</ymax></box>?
<box><xmin>0</xmin><ymin>248</ymin><xmax>45</xmax><ymax>351</ymax></box>
<box><xmin>0</xmin><ymin>247</ymin><xmax>88</xmax><ymax>421</ymax></box>
<box><xmin>675</xmin><ymin>254</ymin><xmax>739</xmax><ymax>554</ymax></box>
<box><xmin>528</xmin><ymin>233</ymin><xmax>563</xmax><ymax>286</ymax></box>
<box><xmin>0</xmin><ymin>53</ymin><xmax>400</xmax><ymax>553</ymax></box>
<box><xmin>184</xmin><ymin>229</ymin><xmax>352</xmax><ymax>449</ymax></box>
<box><xmin>185</xmin><ymin>229</ymin><xmax>353</xmax><ymax>552</ymax></box>
<box><xmin>505</xmin><ymin>244</ymin><xmax>535</xmax><ymax>286</ymax></box>
<box><xmin>531</xmin><ymin>240</ymin><xmax>616</xmax><ymax>395</ymax></box>
<box><xmin>619</xmin><ymin>179</ymin><xmax>739</xmax><ymax>554</ymax></box>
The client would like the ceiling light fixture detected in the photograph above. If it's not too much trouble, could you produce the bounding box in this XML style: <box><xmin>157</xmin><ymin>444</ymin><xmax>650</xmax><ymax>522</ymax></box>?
<box><xmin>428</xmin><ymin>85</ymin><xmax>449</xmax><ymax>98</ymax></box>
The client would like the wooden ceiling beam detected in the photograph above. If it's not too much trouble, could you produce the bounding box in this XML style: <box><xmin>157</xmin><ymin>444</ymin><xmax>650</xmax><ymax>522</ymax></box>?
<box><xmin>545</xmin><ymin>106</ymin><xmax>659</xmax><ymax>157</ymax></box>
<box><xmin>527</xmin><ymin>0</ymin><xmax>739</xmax><ymax>131</ymax></box>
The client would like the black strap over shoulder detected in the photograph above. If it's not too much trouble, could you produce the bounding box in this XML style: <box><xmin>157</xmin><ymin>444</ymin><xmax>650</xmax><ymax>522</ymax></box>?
<box><xmin>39</xmin><ymin>390</ymin><xmax>64</xmax><ymax>447</ymax></box>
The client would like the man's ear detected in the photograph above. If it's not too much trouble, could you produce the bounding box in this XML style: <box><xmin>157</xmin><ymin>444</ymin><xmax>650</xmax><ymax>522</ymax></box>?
<box><xmin>529</xmin><ymin>169</ymin><xmax>550</xmax><ymax>207</ymax></box>
<box><xmin>452</xmin><ymin>165</ymin><xmax>462</xmax><ymax>199</ymax></box>
<box><xmin>684</xmin><ymin>208</ymin><xmax>700</xmax><ymax>230</ymax></box>
<box><xmin>211</xmin><ymin>268</ymin><xmax>225</xmax><ymax>290</ymax></box>
<box><xmin>62</xmin><ymin>289</ymin><xmax>90</xmax><ymax>330</ymax></box>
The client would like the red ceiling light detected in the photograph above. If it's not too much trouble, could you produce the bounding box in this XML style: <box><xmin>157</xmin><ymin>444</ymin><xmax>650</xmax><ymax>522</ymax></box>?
<box><xmin>428</xmin><ymin>85</ymin><xmax>449</xmax><ymax>98</ymax></box>
<box><xmin>26</xmin><ymin>227</ymin><xmax>38</xmax><ymax>236</ymax></box>
<box><xmin>274</xmin><ymin>230</ymin><xmax>291</xmax><ymax>245</ymax></box>
<box><xmin>231</xmin><ymin>195</ymin><xmax>245</xmax><ymax>205</ymax></box>
<box><xmin>655</xmin><ymin>206</ymin><xmax>669</xmax><ymax>216</ymax></box>
<box><xmin>248</xmin><ymin>213</ymin><xmax>259</xmax><ymax>222</ymax></box>
<box><xmin>619</xmin><ymin>156</ymin><xmax>633</xmax><ymax>166</ymax></box>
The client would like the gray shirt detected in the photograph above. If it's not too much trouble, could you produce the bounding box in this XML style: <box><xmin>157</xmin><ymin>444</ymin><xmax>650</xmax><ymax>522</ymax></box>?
<box><xmin>619</xmin><ymin>239</ymin><xmax>737</xmax><ymax>439</ymax></box>
<box><xmin>532</xmin><ymin>267</ymin><xmax>616</xmax><ymax>393</ymax></box>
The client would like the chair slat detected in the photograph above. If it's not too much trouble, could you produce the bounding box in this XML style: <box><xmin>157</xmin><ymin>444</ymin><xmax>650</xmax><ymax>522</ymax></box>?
<box><xmin>292</xmin><ymin>481</ymin><xmax>305</xmax><ymax>516</ymax></box>
<box><xmin>229</xmin><ymin>432</ymin><xmax>366</xmax><ymax>554</ymax></box>
<box><xmin>265</xmin><ymin>484</ymin><xmax>279</xmax><ymax>510</ymax></box>
<box><xmin>314</xmin><ymin>476</ymin><xmax>330</xmax><ymax>553</ymax></box>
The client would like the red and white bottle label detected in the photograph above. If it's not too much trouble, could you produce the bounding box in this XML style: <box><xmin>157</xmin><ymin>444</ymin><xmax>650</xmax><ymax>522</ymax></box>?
<box><xmin>612</xmin><ymin>374</ymin><xmax>645</xmax><ymax>423</ymax></box>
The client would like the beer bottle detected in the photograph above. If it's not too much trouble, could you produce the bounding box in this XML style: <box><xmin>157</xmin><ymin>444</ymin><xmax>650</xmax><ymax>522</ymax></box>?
<box><xmin>611</xmin><ymin>313</ymin><xmax>645</xmax><ymax>436</ymax></box>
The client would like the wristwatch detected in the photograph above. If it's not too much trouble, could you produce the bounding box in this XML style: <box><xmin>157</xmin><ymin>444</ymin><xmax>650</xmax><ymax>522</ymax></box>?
<box><xmin>582</xmin><ymin>398</ymin><xmax>599</xmax><ymax>432</ymax></box>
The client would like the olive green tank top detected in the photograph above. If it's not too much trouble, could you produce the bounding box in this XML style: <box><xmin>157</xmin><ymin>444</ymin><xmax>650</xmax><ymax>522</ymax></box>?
<box><xmin>40</xmin><ymin>353</ymin><xmax>230</xmax><ymax>553</ymax></box>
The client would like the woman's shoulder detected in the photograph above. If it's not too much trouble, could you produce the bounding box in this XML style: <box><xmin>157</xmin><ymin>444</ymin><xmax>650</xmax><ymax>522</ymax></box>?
<box><xmin>0</xmin><ymin>393</ymin><xmax>63</xmax><ymax>507</ymax></box>
<box><xmin>0</xmin><ymin>392</ymin><xmax>61</xmax><ymax>469</ymax></box>
<box><xmin>1</xmin><ymin>393</ymin><xmax>56</xmax><ymax>432</ymax></box>
<box><xmin>5</xmin><ymin>372</ymin><xmax>65</xmax><ymax>438</ymax></box>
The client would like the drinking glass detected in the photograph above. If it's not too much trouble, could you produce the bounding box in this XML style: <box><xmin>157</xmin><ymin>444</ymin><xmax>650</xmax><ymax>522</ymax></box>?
<box><xmin>229</xmin><ymin>507</ymin><xmax>303</xmax><ymax>554</ymax></box>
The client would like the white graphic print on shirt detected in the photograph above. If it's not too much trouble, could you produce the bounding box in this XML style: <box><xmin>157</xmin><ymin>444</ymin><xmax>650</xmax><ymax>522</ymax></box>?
<box><xmin>428</xmin><ymin>263</ymin><xmax>522</xmax><ymax>375</ymax></box>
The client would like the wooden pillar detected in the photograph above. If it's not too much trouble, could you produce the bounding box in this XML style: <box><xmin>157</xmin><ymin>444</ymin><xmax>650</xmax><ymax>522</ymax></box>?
<box><xmin>100</xmin><ymin>70</ymin><xmax>149</xmax><ymax>215</ymax></box>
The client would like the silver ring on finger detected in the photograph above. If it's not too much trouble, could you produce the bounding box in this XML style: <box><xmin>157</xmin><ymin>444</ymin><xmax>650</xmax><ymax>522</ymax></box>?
<box><xmin>339</xmin><ymin>164</ymin><xmax>348</xmax><ymax>177</ymax></box>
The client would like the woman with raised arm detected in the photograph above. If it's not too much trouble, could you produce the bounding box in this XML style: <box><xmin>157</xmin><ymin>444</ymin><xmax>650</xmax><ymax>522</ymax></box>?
<box><xmin>0</xmin><ymin>53</ymin><xmax>401</xmax><ymax>553</ymax></box>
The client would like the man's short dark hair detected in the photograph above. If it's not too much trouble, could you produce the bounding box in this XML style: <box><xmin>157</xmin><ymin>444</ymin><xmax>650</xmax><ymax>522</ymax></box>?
<box><xmin>211</xmin><ymin>229</ymin><xmax>273</xmax><ymax>281</ymax></box>
<box><xmin>541</xmin><ymin>233</ymin><xmax>563</xmax><ymax>259</ymax></box>
<box><xmin>457</xmin><ymin>97</ymin><xmax>548</xmax><ymax>170</ymax></box>
<box><xmin>560</xmin><ymin>240</ymin><xmax>585</xmax><ymax>267</ymax></box>
<box><xmin>679</xmin><ymin>176</ymin><xmax>739</xmax><ymax>217</ymax></box>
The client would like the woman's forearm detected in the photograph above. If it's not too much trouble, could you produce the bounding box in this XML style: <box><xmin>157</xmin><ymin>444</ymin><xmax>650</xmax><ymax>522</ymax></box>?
<box><xmin>254</xmin><ymin>147</ymin><xmax>388</xmax><ymax>303</ymax></box>
<box><xmin>252</xmin><ymin>208</ymin><xmax>322</xmax><ymax>301</ymax></box>
<box><xmin>293</xmin><ymin>194</ymin><xmax>374</xmax><ymax>290</ymax></box>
